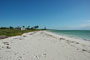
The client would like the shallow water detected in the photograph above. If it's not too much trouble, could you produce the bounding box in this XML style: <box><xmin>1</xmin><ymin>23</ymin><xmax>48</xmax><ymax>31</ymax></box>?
<box><xmin>48</xmin><ymin>30</ymin><xmax>90</xmax><ymax>40</ymax></box>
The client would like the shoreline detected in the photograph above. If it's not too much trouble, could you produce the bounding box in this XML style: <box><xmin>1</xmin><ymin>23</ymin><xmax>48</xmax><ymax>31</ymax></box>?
<box><xmin>0</xmin><ymin>31</ymin><xmax>90</xmax><ymax>60</ymax></box>
<box><xmin>45</xmin><ymin>31</ymin><xmax>90</xmax><ymax>42</ymax></box>
<box><xmin>47</xmin><ymin>30</ymin><xmax>90</xmax><ymax>41</ymax></box>
<box><xmin>46</xmin><ymin>31</ymin><xmax>90</xmax><ymax>44</ymax></box>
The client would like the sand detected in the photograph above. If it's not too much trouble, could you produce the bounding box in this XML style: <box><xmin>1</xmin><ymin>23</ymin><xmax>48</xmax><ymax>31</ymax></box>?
<box><xmin>0</xmin><ymin>31</ymin><xmax>90</xmax><ymax>60</ymax></box>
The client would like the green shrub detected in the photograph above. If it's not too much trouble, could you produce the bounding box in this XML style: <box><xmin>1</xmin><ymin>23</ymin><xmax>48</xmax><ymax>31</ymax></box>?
<box><xmin>0</xmin><ymin>29</ymin><xmax>39</xmax><ymax>36</ymax></box>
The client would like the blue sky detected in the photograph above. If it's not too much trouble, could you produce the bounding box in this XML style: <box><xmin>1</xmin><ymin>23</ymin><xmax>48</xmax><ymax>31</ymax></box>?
<box><xmin>0</xmin><ymin>0</ymin><xmax>90</xmax><ymax>30</ymax></box>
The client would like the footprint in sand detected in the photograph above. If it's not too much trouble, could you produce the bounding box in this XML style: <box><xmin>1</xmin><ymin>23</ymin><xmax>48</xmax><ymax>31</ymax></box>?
<box><xmin>82</xmin><ymin>49</ymin><xmax>90</xmax><ymax>53</ymax></box>
<box><xmin>3</xmin><ymin>42</ymin><xmax>9</xmax><ymax>45</ymax></box>
<box><xmin>60</xmin><ymin>38</ymin><xmax>66</xmax><ymax>40</ymax></box>
<box><xmin>42</xmin><ymin>53</ymin><xmax>47</xmax><ymax>57</ymax></box>
<box><xmin>70</xmin><ymin>41</ymin><xmax>79</xmax><ymax>44</ymax></box>
<box><xmin>23</xmin><ymin>35</ymin><xmax>26</xmax><ymax>37</ymax></box>
<box><xmin>66</xmin><ymin>40</ymin><xmax>79</xmax><ymax>45</ymax></box>
<box><xmin>19</xmin><ymin>38</ymin><xmax>22</xmax><ymax>40</ymax></box>
<box><xmin>17</xmin><ymin>56</ymin><xmax>22</xmax><ymax>60</ymax></box>
<box><xmin>6</xmin><ymin>46</ymin><xmax>11</xmax><ymax>49</ymax></box>
<box><xmin>33</xmin><ymin>53</ymin><xmax>47</xmax><ymax>60</ymax></box>
<box><xmin>33</xmin><ymin>55</ymin><xmax>40</xmax><ymax>59</ymax></box>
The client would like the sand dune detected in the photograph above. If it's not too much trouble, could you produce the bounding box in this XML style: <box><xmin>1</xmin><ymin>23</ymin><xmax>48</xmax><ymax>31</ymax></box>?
<box><xmin>0</xmin><ymin>31</ymin><xmax>90</xmax><ymax>60</ymax></box>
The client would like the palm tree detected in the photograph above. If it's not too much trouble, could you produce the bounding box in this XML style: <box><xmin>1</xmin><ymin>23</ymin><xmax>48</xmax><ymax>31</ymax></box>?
<box><xmin>9</xmin><ymin>26</ymin><xmax>14</xmax><ymax>29</ymax></box>
<box><xmin>22</xmin><ymin>26</ymin><xmax>25</xmax><ymax>28</ymax></box>
<box><xmin>26</xmin><ymin>26</ymin><xmax>30</xmax><ymax>30</ymax></box>
<box><xmin>34</xmin><ymin>26</ymin><xmax>39</xmax><ymax>29</ymax></box>
<box><xmin>31</xmin><ymin>26</ymin><xmax>39</xmax><ymax>30</ymax></box>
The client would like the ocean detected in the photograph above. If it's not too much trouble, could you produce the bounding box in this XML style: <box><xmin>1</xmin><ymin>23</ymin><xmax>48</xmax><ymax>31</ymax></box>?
<box><xmin>47</xmin><ymin>30</ymin><xmax>90</xmax><ymax>40</ymax></box>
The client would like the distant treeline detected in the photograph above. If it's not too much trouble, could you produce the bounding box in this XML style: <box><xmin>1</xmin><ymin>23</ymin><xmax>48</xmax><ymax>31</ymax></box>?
<box><xmin>0</xmin><ymin>26</ymin><xmax>38</xmax><ymax>30</ymax></box>
<box><xmin>0</xmin><ymin>26</ymin><xmax>47</xmax><ymax>30</ymax></box>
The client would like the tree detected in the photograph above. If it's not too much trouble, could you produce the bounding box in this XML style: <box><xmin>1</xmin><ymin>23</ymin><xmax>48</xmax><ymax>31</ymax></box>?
<box><xmin>22</xmin><ymin>26</ymin><xmax>25</xmax><ymax>28</ymax></box>
<box><xmin>0</xmin><ymin>27</ymin><xmax>8</xmax><ymax>29</ymax></box>
<box><xmin>9</xmin><ymin>26</ymin><xmax>14</xmax><ymax>29</ymax></box>
<box><xmin>26</xmin><ymin>26</ymin><xmax>30</xmax><ymax>30</ymax></box>
<box><xmin>31</xmin><ymin>26</ymin><xmax>39</xmax><ymax>30</ymax></box>
<box><xmin>31</xmin><ymin>27</ymin><xmax>34</xmax><ymax>30</ymax></box>
<box><xmin>15</xmin><ymin>26</ymin><xmax>21</xmax><ymax>30</ymax></box>
<box><xmin>34</xmin><ymin>26</ymin><xmax>39</xmax><ymax>29</ymax></box>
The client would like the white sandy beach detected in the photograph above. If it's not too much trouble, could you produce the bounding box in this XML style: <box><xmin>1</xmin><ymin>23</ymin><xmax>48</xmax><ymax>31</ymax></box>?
<box><xmin>0</xmin><ymin>31</ymin><xmax>90</xmax><ymax>60</ymax></box>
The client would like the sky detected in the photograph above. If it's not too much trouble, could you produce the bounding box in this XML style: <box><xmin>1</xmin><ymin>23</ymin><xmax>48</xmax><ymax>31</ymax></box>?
<box><xmin>0</xmin><ymin>0</ymin><xmax>90</xmax><ymax>30</ymax></box>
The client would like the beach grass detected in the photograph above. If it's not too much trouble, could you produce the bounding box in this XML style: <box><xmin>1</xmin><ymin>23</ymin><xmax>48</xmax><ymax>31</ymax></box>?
<box><xmin>0</xmin><ymin>29</ymin><xmax>39</xmax><ymax>36</ymax></box>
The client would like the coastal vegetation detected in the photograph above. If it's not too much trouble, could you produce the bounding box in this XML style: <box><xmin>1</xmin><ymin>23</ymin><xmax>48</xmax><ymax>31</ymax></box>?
<box><xmin>0</xmin><ymin>26</ymin><xmax>40</xmax><ymax>38</ymax></box>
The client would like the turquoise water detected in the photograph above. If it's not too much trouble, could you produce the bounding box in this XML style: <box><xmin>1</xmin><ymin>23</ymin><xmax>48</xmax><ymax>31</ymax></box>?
<box><xmin>47</xmin><ymin>30</ymin><xmax>90</xmax><ymax>40</ymax></box>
